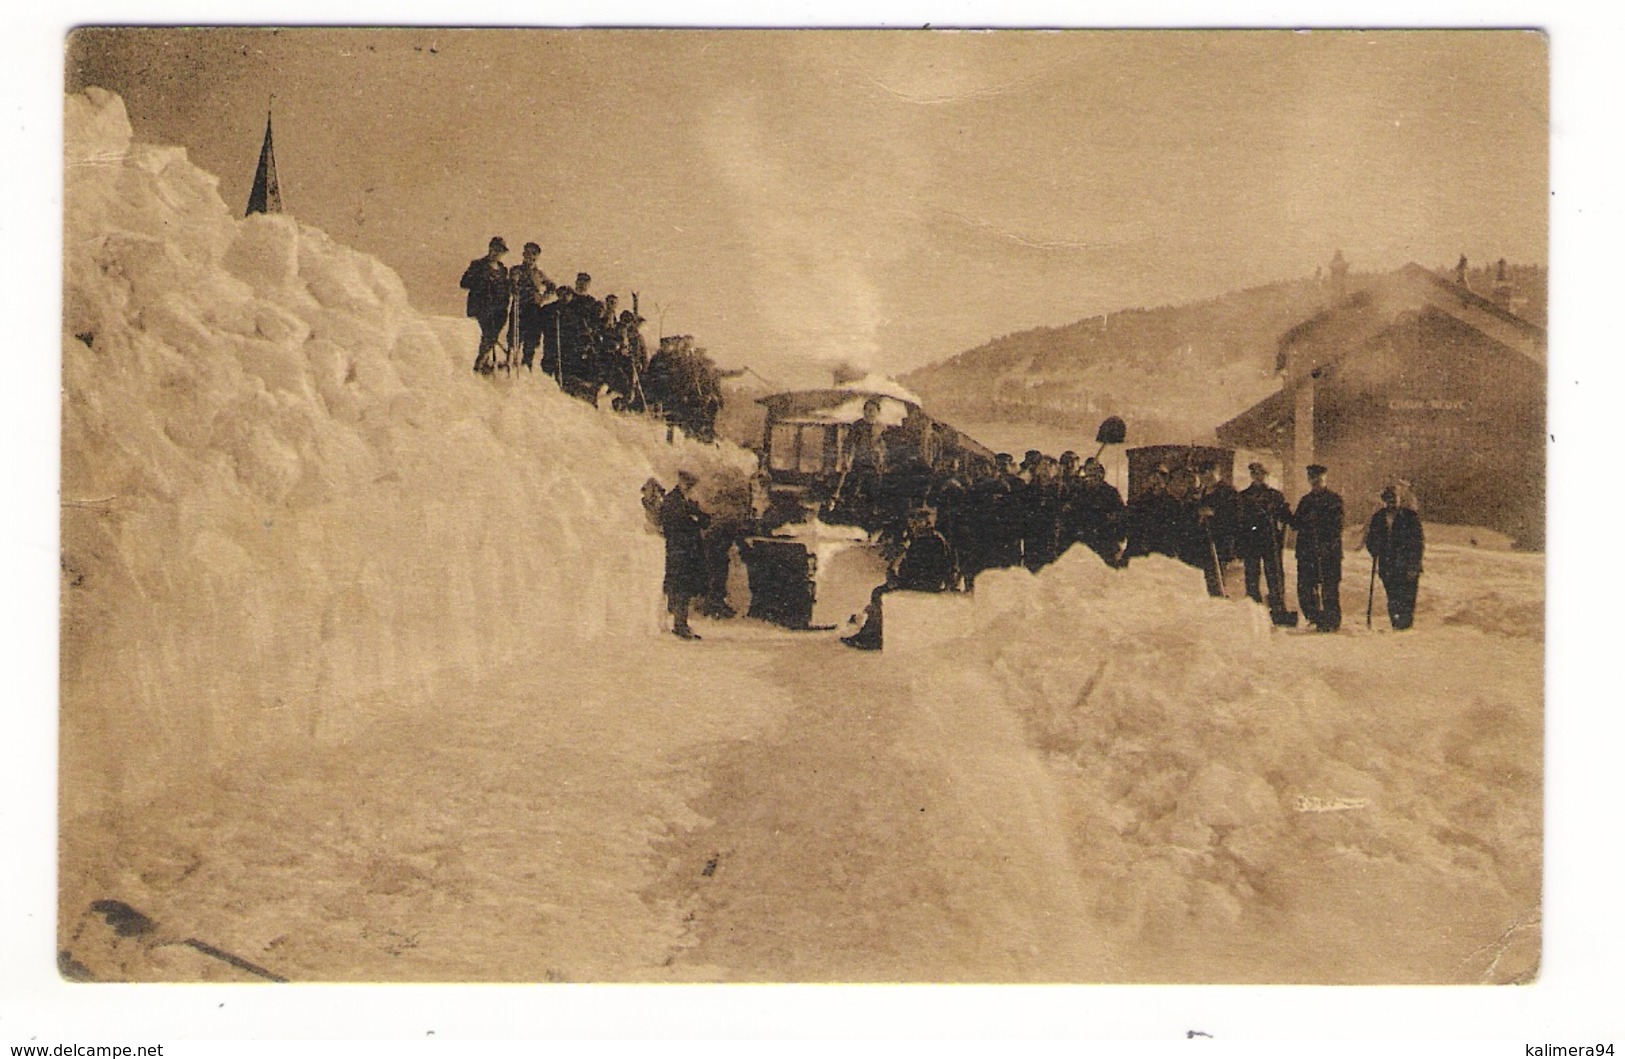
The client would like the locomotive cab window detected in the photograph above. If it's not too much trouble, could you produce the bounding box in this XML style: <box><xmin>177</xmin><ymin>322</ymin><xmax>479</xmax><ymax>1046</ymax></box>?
<box><xmin>769</xmin><ymin>424</ymin><xmax>800</xmax><ymax>472</ymax></box>
<box><xmin>798</xmin><ymin>426</ymin><xmax>829</xmax><ymax>474</ymax></box>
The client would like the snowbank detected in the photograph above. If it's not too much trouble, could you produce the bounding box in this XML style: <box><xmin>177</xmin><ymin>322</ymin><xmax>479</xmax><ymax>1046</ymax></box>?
<box><xmin>882</xmin><ymin>543</ymin><xmax>1543</xmax><ymax>981</ymax></box>
<box><xmin>61</xmin><ymin>88</ymin><xmax>750</xmax><ymax>820</ymax></box>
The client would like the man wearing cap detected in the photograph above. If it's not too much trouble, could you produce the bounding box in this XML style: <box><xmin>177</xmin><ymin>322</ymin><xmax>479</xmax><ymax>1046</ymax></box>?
<box><xmin>1019</xmin><ymin>450</ymin><xmax>1044</xmax><ymax>484</ymax></box>
<box><xmin>989</xmin><ymin>452</ymin><xmax>1027</xmax><ymax>571</ymax></box>
<box><xmin>1020</xmin><ymin>455</ymin><xmax>1066</xmax><ymax>573</ymax></box>
<box><xmin>1196</xmin><ymin>461</ymin><xmax>1241</xmax><ymax>597</ymax></box>
<box><xmin>1237</xmin><ymin>462</ymin><xmax>1293</xmax><ymax>619</ymax></box>
<box><xmin>1126</xmin><ymin>465</ymin><xmax>1184</xmax><ymax>560</ymax></box>
<box><xmin>509</xmin><ymin>242</ymin><xmax>553</xmax><ymax>371</ymax></box>
<box><xmin>561</xmin><ymin>273</ymin><xmax>603</xmax><ymax>402</ymax></box>
<box><xmin>1073</xmin><ymin>457</ymin><xmax>1127</xmax><ymax>567</ymax></box>
<box><xmin>1292</xmin><ymin>464</ymin><xmax>1345</xmax><ymax>632</ymax></box>
<box><xmin>1056</xmin><ymin>450</ymin><xmax>1084</xmax><ymax>548</ymax></box>
<box><xmin>843</xmin><ymin>507</ymin><xmax>954</xmax><ymax>650</ymax></box>
<box><xmin>536</xmin><ymin>283</ymin><xmax>571</xmax><ymax>383</ymax></box>
<box><xmin>1364</xmin><ymin>485</ymin><xmax>1424</xmax><ymax>630</ymax></box>
<box><xmin>659</xmin><ymin>470</ymin><xmax>710</xmax><ymax>640</ymax></box>
<box><xmin>460</xmin><ymin>237</ymin><xmax>512</xmax><ymax>375</ymax></box>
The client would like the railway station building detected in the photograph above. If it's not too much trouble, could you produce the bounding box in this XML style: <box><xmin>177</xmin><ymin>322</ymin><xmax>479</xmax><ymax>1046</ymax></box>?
<box><xmin>1216</xmin><ymin>262</ymin><xmax>1546</xmax><ymax>548</ymax></box>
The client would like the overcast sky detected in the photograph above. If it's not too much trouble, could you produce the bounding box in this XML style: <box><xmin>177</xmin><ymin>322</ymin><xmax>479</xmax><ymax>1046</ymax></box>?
<box><xmin>67</xmin><ymin>28</ymin><xmax>1547</xmax><ymax>387</ymax></box>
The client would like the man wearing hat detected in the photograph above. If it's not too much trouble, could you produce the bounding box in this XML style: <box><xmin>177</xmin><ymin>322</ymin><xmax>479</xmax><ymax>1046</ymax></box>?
<box><xmin>1237</xmin><ymin>461</ymin><xmax>1293</xmax><ymax>619</ymax></box>
<box><xmin>1364</xmin><ymin>485</ymin><xmax>1424</xmax><ymax>629</ymax></box>
<box><xmin>460</xmin><ymin>237</ymin><xmax>513</xmax><ymax>375</ymax></box>
<box><xmin>1126</xmin><ymin>464</ymin><xmax>1183</xmax><ymax>560</ymax></box>
<box><xmin>509</xmin><ymin>241</ymin><xmax>553</xmax><ymax>371</ymax></box>
<box><xmin>1292</xmin><ymin>464</ymin><xmax>1344</xmax><ymax>632</ymax></box>
<box><xmin>659</xmin><ymin>470</ymin><xmax>710</xmax><ymax>640</ymax></box>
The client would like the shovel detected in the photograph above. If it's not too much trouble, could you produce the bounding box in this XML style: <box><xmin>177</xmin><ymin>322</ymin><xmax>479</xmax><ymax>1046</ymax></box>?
<box><xmin>1092</xmin><ymin>416</ymin><xmax>1127</xmax><ymax>460</ymax></box>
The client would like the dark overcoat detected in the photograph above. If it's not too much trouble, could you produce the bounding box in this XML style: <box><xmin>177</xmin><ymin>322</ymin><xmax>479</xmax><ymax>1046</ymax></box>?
<box><xmin>1366</xmin><ymin>506</ymin><xmax>1424</xmax><ymax>581</ymax></box>
<box><xmin>460</xmin><ymin>257</ymin><xmax>511</xmax><ymax>322</ymax></box>
<box><xmin>660</xmin><ymin>486</ymin><xmax>710</xmax><ymax>599</ymax></box>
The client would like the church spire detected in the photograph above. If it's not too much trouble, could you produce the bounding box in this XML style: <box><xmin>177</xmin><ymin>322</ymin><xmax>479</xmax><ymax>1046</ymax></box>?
<box><xmin>245</xmin><ymin>104</ymin><xmax>282</xmax><ymax>216</ymax></box>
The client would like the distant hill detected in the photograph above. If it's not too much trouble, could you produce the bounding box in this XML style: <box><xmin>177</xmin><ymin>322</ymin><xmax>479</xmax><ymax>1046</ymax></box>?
<box><xmin>902</xmin><ymin>262</ymin><xmax>1547</xmax><ymax>453</ymax></box>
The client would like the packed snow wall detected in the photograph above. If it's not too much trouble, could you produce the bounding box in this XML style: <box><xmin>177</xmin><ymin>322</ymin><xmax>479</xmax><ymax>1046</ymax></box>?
<box><xmin>61</xmin><ymin>88</ymin><xmax>751</xmax><ymax>819</ymax></box>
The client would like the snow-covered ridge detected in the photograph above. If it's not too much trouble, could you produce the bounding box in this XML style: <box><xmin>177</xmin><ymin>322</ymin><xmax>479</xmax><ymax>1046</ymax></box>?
<box><xmin>61</xmin><ymin>88</ymin><xmax>749</xmax><ymax>817</ymax></box>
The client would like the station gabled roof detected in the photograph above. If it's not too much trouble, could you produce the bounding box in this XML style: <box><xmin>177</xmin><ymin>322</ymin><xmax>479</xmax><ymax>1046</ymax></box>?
<box><xmin>1275</xmin><ymin>263</ymin><xmax>1545</xmax><ymax>372</ymax></box>
<box><xmin>1221</xmin><ymin>263</ymin><xmax>1545</xmax><ymax>453</ymax></box>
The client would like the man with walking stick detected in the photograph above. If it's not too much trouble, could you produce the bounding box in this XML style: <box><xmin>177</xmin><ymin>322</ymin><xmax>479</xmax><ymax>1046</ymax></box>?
<box><xmin>1364</xmin><ymin>485</ymin><xmax>1424</xmax><ymax>629</ymax></box>
<box><xmin>1292</xmin><ymin>464</ymin><xmax>1344</xmax><ymax>632</ymax></box>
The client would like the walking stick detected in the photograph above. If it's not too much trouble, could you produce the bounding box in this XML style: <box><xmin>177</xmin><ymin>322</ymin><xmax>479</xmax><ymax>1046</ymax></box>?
<box><xmin>1366</xmin><ymin>553</ymin><xmax>1377</xmax><ymax>628</ymax></box>
<box><xmin>503</xmin><ymin>290</ymin><xmax>516</xmax><ymax>374</ymax></box>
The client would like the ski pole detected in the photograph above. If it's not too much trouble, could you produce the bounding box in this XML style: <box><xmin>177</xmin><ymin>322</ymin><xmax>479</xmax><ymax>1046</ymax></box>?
<box><xmin>555</xmin><ymin>314</ymin><xmax>565</xmax><ymax>391</ymax></box>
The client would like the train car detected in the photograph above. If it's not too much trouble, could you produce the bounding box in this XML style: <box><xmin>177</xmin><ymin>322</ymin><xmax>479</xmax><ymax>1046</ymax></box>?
<box><xmin>757</xmin><ymin>383</ymin><xmax>995</xmax><ymax>530</ymax></box>
<box><xmin>742</xmin><ymin>381</ymin><xmax>994</xmax><ymax>629</ymax></box>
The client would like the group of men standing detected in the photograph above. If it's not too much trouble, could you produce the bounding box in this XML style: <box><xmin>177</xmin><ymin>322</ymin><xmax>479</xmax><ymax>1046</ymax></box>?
<box><xmin>1126</xmin><ymin>460</ymin><xmax>1424</xmax><ymax>633</ymax></box>
<box><xmin>459</xmin><ymin>235</ymin><xmax>651</xmax><ymax>409</ymax></box>
<box><xmin>926</xmin><ymin>449</ymin><xmax>1132</xmax><ymax>587</ymax></box>
<box><xmin>649</xmin><ymin>455</ymin><xmax>1425</xmax><ymax>645</ymax></box>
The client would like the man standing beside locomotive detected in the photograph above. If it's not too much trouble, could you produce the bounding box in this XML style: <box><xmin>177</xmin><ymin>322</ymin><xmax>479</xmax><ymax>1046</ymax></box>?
<box><xmin>1292</xmin><ymin>464</ymin><xmax>1345</xmax><ymax>632</ymax></box>
<box><xmin>659</xmin><ymin>470</ymin><xmax>710</xmax><ymax>641</ymax></box>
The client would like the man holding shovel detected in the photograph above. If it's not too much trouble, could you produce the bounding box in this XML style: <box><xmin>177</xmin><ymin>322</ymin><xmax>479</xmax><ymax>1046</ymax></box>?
<box><xmin>1196</xmin><ymin>460</ymin><xmax>1240</xmax><ymax>598</ymax></box>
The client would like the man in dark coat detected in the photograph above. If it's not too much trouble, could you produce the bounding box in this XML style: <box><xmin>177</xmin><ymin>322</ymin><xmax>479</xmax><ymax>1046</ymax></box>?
<box><xmin>989</xmin><ymin>454</ymin><xmax>1027</xmax><ymax>569</ymax></box>
<box><xmin>1196</xmin><ymin>461</ymin><xmax>1241</xmax><ymax>597</ymax></box>
<box><xmin>1237</xmin><ymin>461</ymin><xmax>1293</xmax><ymax>619</ymax></box>
<box><xmin>925</xmin><ymin>457</ymin><xmax>971</xmax><ymax>583</ymax></box>
<box><xmin>1293</xmin><ymin>464</ymin><xmax>1345</xmax><ymax>632</ymax></box>
<box><xmin>659</xmin><ymin>470</ymin><xmax>710</xmax><ymax>640</ymax></box>
<box><xmin>536</xmin><ymin>284</ymin><xmax>569</xmax><ymax>382</ymax></box>
<box><xmin>1126</xmin><ymin>466</ymin><xmax>1185</xmax><ymax>560</ymax></box>
<box><xmin>1020</xmin><ymin>456</ymin><xmax>1066</xmax><ymax>573</ymax></box>
<box><xmin>1073</xmin><ymin>457</ymin><xmax>1127</xmax><ymax>567</ymax></box>
<box><xmin>1365</xmin><ymin>485</ymin><xmax>1425</xmax><ymax>629</ymax></box>
<box><xmin>460</xmin><ymin>236</ymin><xmax>511</xmax><ymax>375</ymax></box>
<box><xmin>508</xmin><ymin>241</ymin><xmax>553</xmax><ymax>371</ymax></box>
<box><xmin>560</xmin><ymin>279</ymin><xmax>603</xmax><ymax>403</ymax></box>
<box><xmin>842</xmin><ymin>508</ymin><xmax>954</xmax><ymax>650</ymax></box>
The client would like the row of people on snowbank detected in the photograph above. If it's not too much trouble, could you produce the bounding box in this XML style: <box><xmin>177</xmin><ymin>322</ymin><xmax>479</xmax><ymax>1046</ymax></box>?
<box><xmin>647</xmin><ymin>458</ymin><xmax>1424</xmax><ymax>646</ymax></box>
<box><xmin>459</xmin><ymin>236</ymin><xmax>728</xmax><ymax>440</ymax></box>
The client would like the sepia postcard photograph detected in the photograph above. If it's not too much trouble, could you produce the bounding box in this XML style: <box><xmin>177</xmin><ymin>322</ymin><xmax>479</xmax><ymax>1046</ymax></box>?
<box><xmin>49</xmin><ymin>23</ymin><xmax>1556</xmax><ymax>1003</ymax></box>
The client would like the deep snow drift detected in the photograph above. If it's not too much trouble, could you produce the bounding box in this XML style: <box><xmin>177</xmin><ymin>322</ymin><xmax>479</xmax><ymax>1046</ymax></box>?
<box><xmin>59</xmin><ymin>88</ymin><xmax>1540</xmax><ymax>984</ymax></box>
